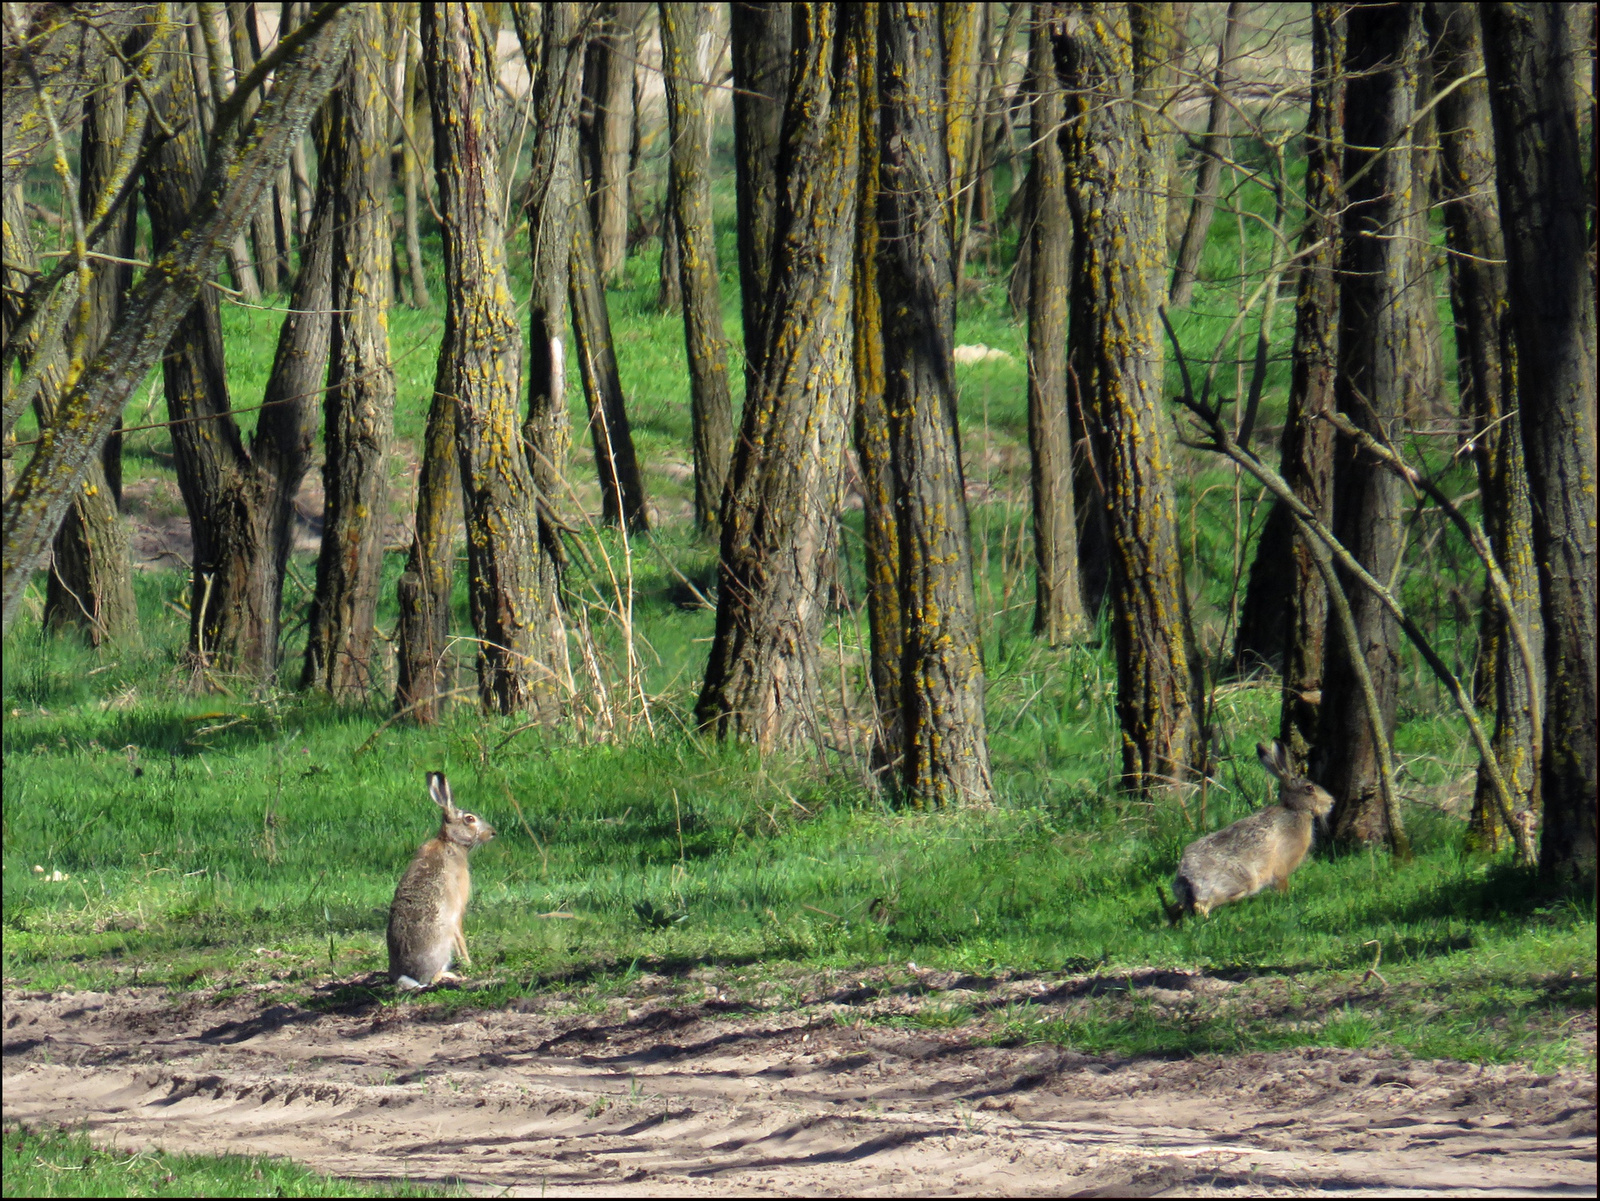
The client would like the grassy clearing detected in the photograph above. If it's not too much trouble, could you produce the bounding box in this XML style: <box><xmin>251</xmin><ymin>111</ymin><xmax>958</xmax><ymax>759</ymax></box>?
<box><xmin>0</xmin><ymin>1123</ymin><xmax>459</xmax><ymax>1198</ymax></box>
<box><xmin>5</xmin><ymin>132</ymin><xmax>1592</xmax><ymax>1082</ymax></box>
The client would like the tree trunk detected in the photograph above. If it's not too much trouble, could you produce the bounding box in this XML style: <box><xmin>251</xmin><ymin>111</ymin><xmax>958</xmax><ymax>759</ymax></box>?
<box><xmin>1482</xmin><ymin>2</ymin><xmax>1598</xmax><ymax>888</ymax></box>
<box><xmin>657</xmin><ymin>177</ymin><xmax>682</xmax><ymax>312</ymax></box>
<box><xmin>1</xmin><ymin>3</ymin><xmax>154</xmax><ymax>197</ymax></box>
<box><xmin>852</xmin><ymin>7</ymin><xmax>903</xmax><ymax>777</ymax></box>
<box><xmin>139</xmin><ymin>24</ymin><xmax>271</xmax><ymax>673</ymax></box>
<box><xmin>661</xmin><ymin>1</ymin><xmax>736</xmax><ymax>537</ymax></box>
<box><xmin>1426</xmin><ymin>1</ymin><xmax>1544</xmax><ymax>847</ymax></box>
<box><xmin>1404</xmin><ymin>32</ymin><xmax>1447</xmax><ymax>425</ymax></box>
<box><xmin>695</xmin><ymin>2</ymin><xmax>863</xmax><ymax>751</ymax></box>
<box><xmin>1168</xmin><ymin>0</ymin><xmax>1244</xmax><ymax>307</ymax></box>
<box><xmin>395</xmin><ymin>341</ymin><xmax>458</xmax><ymax>723</ymax></box>
<box><xmin>1056</xmin><ymin>2</ymin><xmax>1199</xmax><ymax>797</ymax></box>
<box><xmin>194</xmin><ymin>3</ymin><xmax>264</xmax><ymax>303</ymax></box>
<box><xmin>227</xmin><ymin>2</ymin><xmax>280</xmax><ymax>296</ymax></box>
<box><xmin>401</xmin><ymin>10</ymin><xmax>431</xmax><ymax>308</ymax></box>
<box><xmin>570</xmin><ymin>174</ymin><xmax>649</xmax><ymax>532</ymax></box>
<box><xmin>586</xmin><ymin>2</ymin><xmax>643</xmax><ymax>282</ymax></box>
<box><xmin>940</xmin><ymin>2</ymin><xmax>983</xmax><ymax>254</ymax></box>
<box><xmin>1025</xmin><ymin>4</ymin><xmax>1085</xmax><ymax>645</ymax></box>
<box><xmin>951</xmin><ymin>4</ymin><xmax>991</xmax><ymax>288</ymax></box>
<box><xmin>1321</xmin><ymin>2</ymin><xmax>1422</xmax><ymax>846</ymax></box>
<box><xmin>1242</xmin><ymin>2</ymin><xmax>1342</xmax><ymax>772</ymax></box>
<box><xmin>520</xmin><ymin>1</ymin><xmax>587</xmax><ymax>520</ymax></box>
<box><xmin>301</xmin><ymin>4</ymin><xmax>396</xmax><ymax>699</ymax></box>
<box><xmin>879</xmin><ymin>1</ymin><xmax>992</xmax><ymax>806</ymax></box>
<box><xmin>730</xmin><ymin>0</ymin><xmax>790</xmax><ymax>396</ymax></box>
<box><xmin>422</xmin><ymin>0</ymin><xmax>562</xmax><ymax>719</ymax></box>
<box><xmin>41</xmin><ymin>57</ymin><xmax>138</xmax><ymax>647</ymax></box>
<box><xmin>2</xmin><ymin>3</ymin><xmax>356</xmax><ymax>636</ymax></box>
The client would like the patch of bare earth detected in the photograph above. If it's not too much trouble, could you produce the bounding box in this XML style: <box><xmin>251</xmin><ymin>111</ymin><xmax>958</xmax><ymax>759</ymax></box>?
<box><xmin>4</xmin><ymin>973</ymin><xmax>1594</xmax><ymax>1197</ymax></box>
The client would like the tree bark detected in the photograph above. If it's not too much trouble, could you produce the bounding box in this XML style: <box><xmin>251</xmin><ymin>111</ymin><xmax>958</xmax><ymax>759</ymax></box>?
<box><xmin>852</xmin><ymin>5</ymin><xmax>903</xmax><ymax>776</ymax></box>
<box><xmin>1025</xmin><ymin>4</ymin><xmax>1085</xmax><ymax>645</ymax></box>
<box><xmin>1482</xmin><ymin>2</ymin><xmax>1598</xmax><ymax>888</ymax></box>
<box><xmin>1239</xmin><ymin>2</ymin><xmax>1342</xmax><ymax>771</ymax></box>
<box><xmin>1</xmin><ymin>3</ymin><xmax>356</xmax><ymax>636</ymax></box>
<box><xmin>1056</xmin><ymin>2</ymin><xmax>1199</xmax><ymax>797</ymax></box>
<box><xmin>1321</xmin><ymin>1</ymin><xmax>1422</xmax><ymax>847</ymax></box>
<box><xmin>395</xmin><ymin>339</ymin><xmax>458</xmax><ymax>723</ymax></box>
<box><xmin>422</xmin><ymin>0</ymin><xmax>562</xmax><ymax>719</ymax></box>
<box><xmin>879</xmin><ymin>1</ymin><xmax>992</xmax><ymax>806</ymax></box>
<box><xmin>41</xmin><ymin>56</ymin><xmax>138</xmax><ymax>647</ymax></box>
<box><xmin>586</xmin><ymin>2</ymin><xmax>643</xmax><ymax>282</ymax></box>
<box><xmin>1</xmin><ymin>3</ymin><xmax>154</xmax><ymax>196</ymax></box>
<box><xmin>1168</xmin><ymin>0</ymin><xmax>1244</xmax><ymax>307</ymax></box>
<box><xmin>570</xmin><ymin>173</ymin><xmax>649</xmax><ymax>532</ymax></box>
<box><xmin>940</xmin><ymin>2</ymin><xmax>983</xmax><ymax>253</ymax></box>
<box><xmin>1426</xmin><ymin>0</ymin><xmax>1543</xmax><ymax>847</ymax></box>
<box><xmin>730</xmin><ymin>0</ymin><xmax>790</xmax><ymax>396</ymax></box>
<box><xmin>301</xmin><ymin>4</ymin><xmax>397</xmax><ymax>699</ymax></box>
<box><xmin>195</xmin><ymin>3</ymin><xmax>264</xmax><ymax>303</ymax></box>
<box><xmin>661</xmin><ymin>1</ymin><xmax>736</xmax><ymax>537</ymax></box>
<box><xmin>696</xmin><ymin>2</ymin><xmax>863</xmax><ymax>751</ymax></box>
<box><xmin>227</xmin><ymin>2</ymin><xmax>280</xmax><ymax>296</ymax></box>
<box><xmin>401</xmin><ymin>8</ymin><xmax>431</xmax><ymax>308</ymax></box>
<box><xmin>520</xmin><ymin>1</ymin><xmax>588</xmax><ymax>521</ymax></box>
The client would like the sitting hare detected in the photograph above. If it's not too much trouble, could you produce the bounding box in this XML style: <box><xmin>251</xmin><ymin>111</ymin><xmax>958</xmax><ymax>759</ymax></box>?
<box><xmin>1158</xmin><ymin>740</ymin><xmax>1333</xmax><ymax>924</ymax></box>
<box><xmin>388</xmin><ymin>773</ymin><xmax>495</xmax><ymax>990</ymax></box>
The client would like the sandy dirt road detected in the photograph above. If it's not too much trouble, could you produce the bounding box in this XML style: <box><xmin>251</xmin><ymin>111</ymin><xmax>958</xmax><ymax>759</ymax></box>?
<box><xmin>4</xmin><ymin>971</ymin><xmax>1595</xmax><ymax>1197</ymax></box>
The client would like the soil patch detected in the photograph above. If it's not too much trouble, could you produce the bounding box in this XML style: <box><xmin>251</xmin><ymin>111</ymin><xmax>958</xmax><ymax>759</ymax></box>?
<box><xmin>4</xmin><ymin>976</ymin><xmax>1594</xmax><ymax>1196</ymax></box>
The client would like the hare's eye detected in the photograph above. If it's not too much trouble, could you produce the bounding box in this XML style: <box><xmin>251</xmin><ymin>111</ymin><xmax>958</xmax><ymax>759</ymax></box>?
<box><xmin>464</xmin><ymin>814</ymin><xmax>476</xmax><ymax>824</ymax></box>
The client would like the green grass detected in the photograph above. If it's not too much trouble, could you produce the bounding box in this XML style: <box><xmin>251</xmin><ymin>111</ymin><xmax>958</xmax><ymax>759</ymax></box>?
<box><xmin>6</xmin><ymin>126</ymin><xmax>1592</xmax><ymax>1088</ymax></box>
<box><xmin>0</xmin><ymin>1123</ymin><xmax>460</xmax><ymax>1198</ymax></box>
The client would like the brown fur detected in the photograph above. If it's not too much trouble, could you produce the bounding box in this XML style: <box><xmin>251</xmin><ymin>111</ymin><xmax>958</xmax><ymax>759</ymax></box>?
<box><xmin>387</xmin><ymin>773</ymin><xmax>495</xmax><ymax>989</ymax></box>
<box><xmin>1163</xmin><ymin>741</ymin><xmax>1333</xmax><ymax>923</ymax></box>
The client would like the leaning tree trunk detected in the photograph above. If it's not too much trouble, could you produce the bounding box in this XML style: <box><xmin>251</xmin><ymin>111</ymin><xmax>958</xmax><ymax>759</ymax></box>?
<box><xmin>661</xmin><ymin>1</ymin><xmax>736</xmax><ymax>537</ymax></box>
<box><xmin>570</xmin><ymin>174</ymin><xmax>649</xmax><ymax>532</ymax></box>
<box><xmin>1321</xmin><ymin>2</ymin><xmax>1422</xmax><ymax>847</ymax></box>
<box><xmin>695</xmin><ymin>2</ymin><xmax>863</xmax><ymax>750</ymax></box>
<box><xmin>1025</xmin><ymin>4</ymin><xmax>1085</xmax><ymax>645</ymax></box>
<box><xmin>1</xmin><ymin>3</ymin><xmax>357</xmax><ymax>636</ymax></box>
<box><xmin>1</xmin><ymin>3</ymin><xmax>154</xmax><ymax>196</ymax></box>
<box><xmin>422</xmin><ymin>0</ymin><xmax>561</xmax><ymax>719</ymax></box>
<box><xmin>1427</xmin><ymin>0</ymin><xmax>1544</xmax><ymax>847</ymax></box>
<box><xmin>730</xmin><ymin>0</ymin><xmax>790</xmax><ymax>395</ymax></box>
<box><xmin>1168</xmin><ymin>0</ymin><xmax>1244</xmax><ymax>307</ymax></box>
<box><xmin>851</xmin><ymin>6</ymin><xmax>903</xmax><ymax>776</ymax></box>
<box><xmin>41</xmin><ymin>58</ymin><xmax>138</xmax><ymax>647</ymax></box>
<box><xmin>879</xmin><ymin>1</ymin><xmax>993</xmax><ymax>806</ymax></box>
<box><xmin>1056</xmin><ymin>1</ymin><xmax>1199</xmax><ymax>797</ymax></box>
<box><xmin>1482</xmin><ymin>2</ymin><xmax>1598</xmax><ymax>888</ymax></box>
<box><xmin>301</xmin><ymin>3</ymin><xmax>397</xmax><ymax>699</ymax></box>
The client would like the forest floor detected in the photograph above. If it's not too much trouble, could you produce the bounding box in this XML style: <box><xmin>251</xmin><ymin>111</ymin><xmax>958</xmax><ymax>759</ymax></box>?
<box><xmin>6</xmin><ymin>968</ymin><xmax>1594</xmax><ymax>1197</ymax></box>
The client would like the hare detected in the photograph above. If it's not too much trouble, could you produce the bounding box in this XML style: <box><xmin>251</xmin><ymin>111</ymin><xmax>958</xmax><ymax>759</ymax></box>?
<box><xmin>1157</xmin><ymin>740</ymin><xmax>1333</xmax><ymax>924</ymax></box>
<box><xmin>387</xmin><ymin>773</ymin><xmax>495</xmax><ymax>990</ymax></box>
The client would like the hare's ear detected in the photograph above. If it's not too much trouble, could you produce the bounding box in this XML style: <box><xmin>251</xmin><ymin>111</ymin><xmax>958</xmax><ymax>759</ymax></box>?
<box><xmin>428</xmin><ymin>772</ymin><xmax>454</xmax><ymax>814</ymax></box>
<box><xmin>1257</xmin><ymin>740</ymin><xmax>1289</xmax><ymax>781</ymax></box>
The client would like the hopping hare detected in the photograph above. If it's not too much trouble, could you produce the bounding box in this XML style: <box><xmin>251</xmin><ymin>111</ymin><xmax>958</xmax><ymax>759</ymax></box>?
<box><xmin>1158</xmin><ymin>740</ymin><xmax>1333</xmax><ymax>924</ymax></box>
<box><xmin>388</xmin><ymin>773</ymin><xmax>495</xmax><ymax>990</ymax></box>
